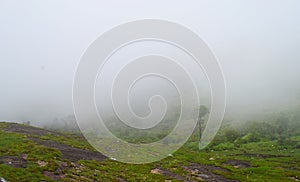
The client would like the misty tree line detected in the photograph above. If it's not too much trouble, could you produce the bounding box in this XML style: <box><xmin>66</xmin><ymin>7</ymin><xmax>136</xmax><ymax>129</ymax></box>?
<box><xmin>35</xmin><ymin>103</ymin><xmax>300</xmax><ymax>150</ymax></box>
<box><xmin>44</xmin><ymin>115</ymin><xmax>81</xmax><ymax>133</ymax></box>
<box><xmin>201</xmin><ymin>109</ymin><xmax>300</xmax><ymax>150</ymax></box>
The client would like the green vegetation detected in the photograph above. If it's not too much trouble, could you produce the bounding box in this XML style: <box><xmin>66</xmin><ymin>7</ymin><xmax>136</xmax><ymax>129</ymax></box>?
<box><xmin>0</xmin><ymin>109</ymin><xmax>299</xmax><ymax>182</ymax></box>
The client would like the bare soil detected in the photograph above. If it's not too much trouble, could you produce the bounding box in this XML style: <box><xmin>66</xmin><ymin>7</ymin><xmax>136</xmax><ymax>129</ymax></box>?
<box><xmin>233</xmin><ymin>153</ymin><xmax>290</xmax><ymax>158</ymax></box>
<box><xmin>184</xmin><ymin>163</ymin><xmax>239</xmax><ymax>182</ymax></box>
<box><xmin>0</xmin><ymin>156</ymin><xmax>27</xmax><ymax>168</ymax></box>
<box><xmin>29</xmin><ymin>137</ymin><xmax>107</xmax><ymax>162</ymax></box>
<box><xmin>225</xmin><ymin>159</ymin><xmax>251</xmax><ymax>168</ymax></box>
<box><xmin>4</xmin><ymin>123</ymin><xmax>106</xmax><ymax>162</ymax></box>
<box><xmin>4</xmin><ymin>123</ymin><xmax>61</xmax><ymax>136</ymax></box>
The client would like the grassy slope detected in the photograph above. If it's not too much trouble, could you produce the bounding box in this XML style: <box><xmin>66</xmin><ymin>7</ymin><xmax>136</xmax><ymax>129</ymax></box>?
<box><xmin>0</xmin><ymin>122</ymin><xmax>299</xmax><ymax>182</ymax></box>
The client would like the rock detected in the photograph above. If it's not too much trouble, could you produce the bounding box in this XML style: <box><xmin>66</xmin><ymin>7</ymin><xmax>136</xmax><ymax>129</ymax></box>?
<box><xmin>150</xmin><ymin>168</ymin><xmax>163</xmax><ymax>175</ymax></box>
<box><xmin>37</xmin><ymin>160</ymin><xmax>48</xmax><ymax>167</ymax></box>
<box><xmin>225</xmin><ymin>159</ymin><xmax>251</xmax><ymax>168</ymax></box>
<box><xmin>198</xmin><ymin>174</ymin><xmax>209</xmax><ymax>178</ymax></box>
<box><xmin>0</xmin><ymin>156</ymin><xmax>27</xmax><ymax>168</ymax></box>
<box><xmin>0</xmin><ymin>177</ymin><xmax>8</xmax><ymax>182</ymax></box>
<box><xmin>60</xmin><ymin>161</ymin><xmax>68</xmax><ymax>167</ymax></box>
<box><xmin>290</xmin><ymin>177</ymin><xmax>299</xmax><ymax>181</ymax></box>
<box><xmin>195</xmin><ymin>177</ymin><xmax>204</xmax><ymax>181</ymax></box>
<box><xmin>110</xmin><ymin>157</ymin><xmax>117</xmax><ymax>161</ymax></box>
<box><xmin>43</xmin><ymin>171</ymin><xmax>65</xmax><ymax>180</ymax></box>
<box><xmin>21</xmin><ymin>154</ymin><xmax>28</xmax><ymax>160</ymax></box>
<box><xmin>191</xmin><ymin>169</ymin><xmax>199</xmax><ymax>175</ymax></box>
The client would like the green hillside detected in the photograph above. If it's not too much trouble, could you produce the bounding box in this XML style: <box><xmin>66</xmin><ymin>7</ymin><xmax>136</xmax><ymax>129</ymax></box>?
<box><xmin>0</xmin><ymin>122</ymin><xmax>299</xmax><ymax>182</ymax></box>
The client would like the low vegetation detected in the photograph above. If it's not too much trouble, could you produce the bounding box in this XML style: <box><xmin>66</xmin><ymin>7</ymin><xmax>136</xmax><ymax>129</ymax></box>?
<box><xmin>0</xmin><ymin>109</ymin><xmax>299</xmax><ymax>181</ymax></box>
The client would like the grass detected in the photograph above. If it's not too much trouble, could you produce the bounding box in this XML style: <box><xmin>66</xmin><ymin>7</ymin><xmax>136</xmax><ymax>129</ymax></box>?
<box><xmin>0</xmin><ymin>122</ymin><xmax>299</xmax><ymax>181</ymax></box>
<box><xmin>38</xmin><ymin>133</ymin><xmax>96</xmax><ymax>151</ymax></box>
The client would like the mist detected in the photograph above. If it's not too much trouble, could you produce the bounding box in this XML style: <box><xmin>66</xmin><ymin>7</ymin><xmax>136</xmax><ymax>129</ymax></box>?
<box><xmin>0</xmin><ymin>0</ymin><xmax>300</xmax><ymax>127</ymax></box>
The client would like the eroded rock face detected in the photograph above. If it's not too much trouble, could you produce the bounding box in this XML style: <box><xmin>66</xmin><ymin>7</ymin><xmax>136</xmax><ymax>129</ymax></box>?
<box><xmin>29</xmin><ymin>137</ymin><xmax>106</xmax><ymax>162</ymax></box>
<box><xmin>3</xmin><ymin>123</ymin><xmax>58</xmax><ymax>136</ymax></box>
<box><xmin>225</xmin><ymin>159</ymin><xmax>251</xmax><ymax>168</ymax></box>
<box><xmin>0</xmin><ymin>177</ymin><xmax>8</xmax><ymax>182</ymax></box>
<box><xmin>0</xmin><ymin>156</ymin><xmax>27</xmax><ymax>168</ymax></box>
<box><xmin>151</xmin><ymin>167</ymin><xmax>188</xmax><ymax>181</ymax></box>
<box><xmin>4</xmin><ymin>123</ymin><xmax>107</xmax><ymax>162</ymax></box>
<box><xmin>184</xmin><ymin>163</ymin><xmax>240</xmax><ymax>182</ymax></box>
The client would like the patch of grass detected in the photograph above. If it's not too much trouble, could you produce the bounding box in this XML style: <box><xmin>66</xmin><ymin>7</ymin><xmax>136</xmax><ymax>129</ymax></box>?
<box><xmin>0</xmin><ymin>122</ymin><xmax>299</xmax><ymax>181</ymax></box>
<box><xmin>0</xmin><ymin>164</ymin><xmax>53</xmax><ymax>182</ymax></box>
<box><xmin>68</xmin><ymin>160</ymin><xmax>171</xmax><ymax>182</ymax></box>
<box><xmin>0</xmin><ymin>124</ymin><xmax>62</xmax><ymax>181</ymax></box>
<box><xmin>39</xmin><ymin>133</ymin><xmax>95</xmax><ymax>151</ymax></box>
<box><xmin>0</xmin><ymin>131</ymin><xmax>61</xmax><ymax>161</ymax></box>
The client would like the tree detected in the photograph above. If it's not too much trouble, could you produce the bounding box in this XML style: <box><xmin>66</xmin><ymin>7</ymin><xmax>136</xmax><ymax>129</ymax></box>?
<box><xmin>23</xmin><ymin>121</ymin><xmax>30</xmax><ymax>126</ymax></box>
<box><xmin>198</xmin><ymin>105</ymin><xmax>209</xmax><ymax>141</ymax></box>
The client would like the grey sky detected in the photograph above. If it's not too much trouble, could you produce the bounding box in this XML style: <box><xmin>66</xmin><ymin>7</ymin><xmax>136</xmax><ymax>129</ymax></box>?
<box><xmin>1</xmin><ymin>0</ymin><xmax>300</xmax><ymax>125</ymax></box>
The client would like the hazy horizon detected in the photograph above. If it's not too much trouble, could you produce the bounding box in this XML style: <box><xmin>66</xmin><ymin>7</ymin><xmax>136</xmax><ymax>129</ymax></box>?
<box><xmin>1</xmin><ymin>1</ymin><xmax>300</xmax><ymax>126</ymax></box>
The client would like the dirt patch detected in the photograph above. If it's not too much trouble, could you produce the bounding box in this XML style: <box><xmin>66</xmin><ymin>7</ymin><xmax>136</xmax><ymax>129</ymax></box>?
<box><xmin>3</xmin><ymin>123</ymin><xmax>106</xmax><ymax>162</ymax></box>
<box><xmin>4</xmin><ymin>123</ymin><xmax>61</xmax><ymax>136</ymax></box>
<box><xmin>233</xmin><ymin>153</ymin><xmax>290</xmax><ymax>158</ymax></box>
<box><xmin>29</xmin><ymin>137</ymin><xmax>106</xmax><ymax>162</ymax></box>
<box><xmin>115</xmin><ymin>177</ymin><xmax>128</xmax><ymax>182</ymax></box>
<box><xmin>43</xmin><ymin>162</ymin><xmax>78</xmax><ymax>180</ymax></box>
<box><xmin>0</xmin><ymin>156</ymin><xmax>27</xmax><ymax>168</ymax></box>
<box><xmin>225</xmin><ymin>160</ymin><xmax>251</xmax><ymax>168</ymax></box>
<box><xmin>43</xmin><ymin>171</ymin><xmax>66</xmax><ymax>181</ymax></box>
<box><xmin>184</xmin><ymin>163</ymin><xmax>239</xmax><ymax>182</ymax></box>
<box><xmin>152</xmin><ymin>167</ymin><xmax>189</xmax><ymax>181</ymax></box>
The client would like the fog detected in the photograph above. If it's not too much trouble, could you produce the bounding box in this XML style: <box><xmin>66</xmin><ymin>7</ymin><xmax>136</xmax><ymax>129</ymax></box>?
<box><xmin>0</xmin><ymin>0</ymin><xmax>300</xmax><ymax>127</ymax></box>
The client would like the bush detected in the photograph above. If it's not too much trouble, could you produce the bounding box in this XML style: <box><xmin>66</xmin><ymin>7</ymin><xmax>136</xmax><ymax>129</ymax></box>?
<box><xmin>211</xmin><ymin>142</ymin><xmax>235</xmax><ymax>151</ymax></box>
<box><xmin>223</xmin><ymin>129</ymin><xmax>240</xmax><ymax>142</ymax></box>
<box><xmin>235</xmin><ymin>133</ymin><xmax>260</xmax><ymax>145</ymax></box>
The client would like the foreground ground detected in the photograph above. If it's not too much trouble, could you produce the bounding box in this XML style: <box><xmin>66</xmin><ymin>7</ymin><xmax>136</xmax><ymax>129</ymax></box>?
<box><xmin>0</xmin><ymin>122</ymin><xmax>299</xmax><ymax>182</ymax></box>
